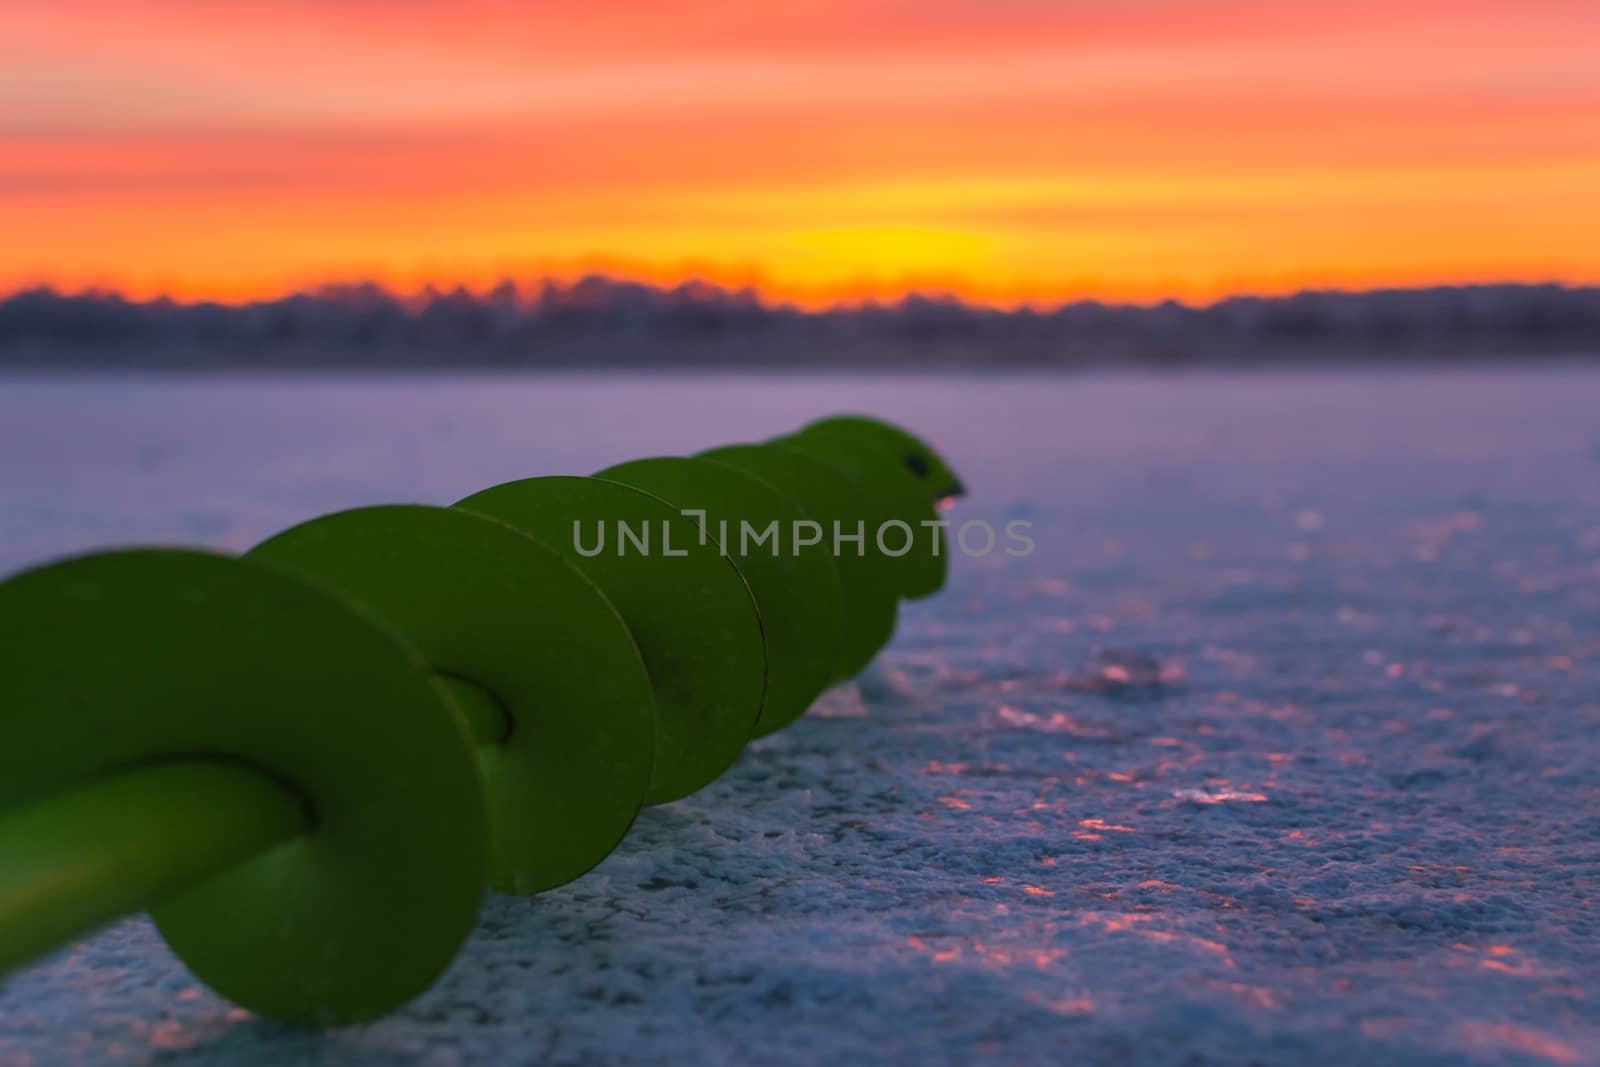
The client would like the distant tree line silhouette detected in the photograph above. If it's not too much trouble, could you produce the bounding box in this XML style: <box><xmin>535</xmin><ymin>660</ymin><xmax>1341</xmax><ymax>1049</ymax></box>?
<box><xmin>1</xmin><ymin>278</ymin><xmax>1596</xmax><ymax>369</ymax></box>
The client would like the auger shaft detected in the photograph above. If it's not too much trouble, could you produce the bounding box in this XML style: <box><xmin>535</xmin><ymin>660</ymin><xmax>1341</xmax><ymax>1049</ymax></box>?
<box><xmin>0</xmin><ymin>761</ymin><xmax>309</xmax><ymax>975</ymax></box>
<box><xmin>0</xmin><ymin>675</ymin><xmax>512</xmax><ymax>975</ymax></box>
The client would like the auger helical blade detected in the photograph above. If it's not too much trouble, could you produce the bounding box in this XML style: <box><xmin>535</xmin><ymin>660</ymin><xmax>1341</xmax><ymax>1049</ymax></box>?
<box><xmin>794</xmin><ymin>414</ymin><xmax>968</xmax><ymax>504</ymax></box>
<box><xmin>698</xmin><ymin>443</ymin><xmax>900</xmax><ymax>681</ymax></box>
<box><xmin>250</xmin><ymin>505</ymin><xmax>657</xmax><ymax>894</ymax></box>
<box><xmin>781</xmin><ymin>415</ymin><xmax>967</xmax><ymax>601</ymax></box>
<box><xmin>595</xmin><ymin>456</ymin><xmax>846</xmax><ymax>736</ymax></box>
<box><xmin>0</xmin><ymin>549</ymin><xmax>487</xmax><ymax>1026</ymax></box>
<box><xmin>457</xmin><ymin>476</ymin><xmax>766</xmax><ymax>804</ymax></box>
<box><xmin>0</xmin><ymin>414</ymin><xmax>964</xmax><ymax>1031</ymax></box>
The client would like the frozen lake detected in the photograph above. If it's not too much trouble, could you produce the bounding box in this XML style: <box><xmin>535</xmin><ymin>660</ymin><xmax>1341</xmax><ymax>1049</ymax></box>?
<box><xmin>1</xmin><ymin>368</ymin><xmax>1598</xmax><ymax>1065</ymax></box>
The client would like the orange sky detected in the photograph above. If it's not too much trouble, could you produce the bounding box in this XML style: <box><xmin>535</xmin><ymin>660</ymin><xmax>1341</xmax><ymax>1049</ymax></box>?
<box><xmin>2</xmin><ymin>0</ymin><xmax>1597</xmax><ymax>306</ymax></box>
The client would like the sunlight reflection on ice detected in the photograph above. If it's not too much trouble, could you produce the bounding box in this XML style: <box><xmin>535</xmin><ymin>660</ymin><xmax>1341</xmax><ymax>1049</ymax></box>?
<box><xmin>1171</xmin><ymin>787</ymin><xmax>1269</xmax><ymax>804</ymax></box>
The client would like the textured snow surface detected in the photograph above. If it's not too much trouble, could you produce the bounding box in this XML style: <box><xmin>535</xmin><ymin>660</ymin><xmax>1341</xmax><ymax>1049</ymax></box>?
<box><xmin>1</xmin><ymin>369</ymin><xmax>1598</xmax><ymax>1066</ymax></box>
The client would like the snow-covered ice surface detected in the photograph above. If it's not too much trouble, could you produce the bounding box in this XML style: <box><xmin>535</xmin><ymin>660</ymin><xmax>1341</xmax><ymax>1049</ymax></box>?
<box><xmin>1</xmin><ymin>368</ymin><xmax>1598</xmax><ymax>1066</ymax></box>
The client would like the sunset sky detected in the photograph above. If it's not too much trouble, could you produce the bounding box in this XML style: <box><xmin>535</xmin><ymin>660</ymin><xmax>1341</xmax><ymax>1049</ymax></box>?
<box><xmin>2</xmin><ymin>0</ymin><xmax>1597</xmax><ymax>306</ymax></box>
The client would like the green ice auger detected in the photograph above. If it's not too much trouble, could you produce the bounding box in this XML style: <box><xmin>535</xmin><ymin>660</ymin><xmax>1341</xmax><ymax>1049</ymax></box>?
<box><xmin>0</xmin><ymin>416</ymin><xmax>963</xmax><ymax>1027</ymax></box>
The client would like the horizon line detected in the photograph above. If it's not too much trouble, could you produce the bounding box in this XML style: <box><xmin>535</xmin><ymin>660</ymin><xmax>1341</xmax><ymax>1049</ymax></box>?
<box><xmin>6</xmin><ymin>273</ymin><xmax>1596</xmax><ymax>316</ymax></box>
